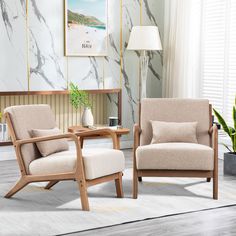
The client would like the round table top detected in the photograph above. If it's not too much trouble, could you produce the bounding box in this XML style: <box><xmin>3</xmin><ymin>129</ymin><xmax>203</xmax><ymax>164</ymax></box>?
<box><xmin>68</xmin><ymin>125</ymin><xmax>130</xmax><ymax>136</ymax></box>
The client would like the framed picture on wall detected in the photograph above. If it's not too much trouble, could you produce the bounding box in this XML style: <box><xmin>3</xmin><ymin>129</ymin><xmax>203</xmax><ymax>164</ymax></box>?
<box><xmin>64</xmin><ymin>0</ymin><xmax>108</xmax><ymax>56</ymax></box>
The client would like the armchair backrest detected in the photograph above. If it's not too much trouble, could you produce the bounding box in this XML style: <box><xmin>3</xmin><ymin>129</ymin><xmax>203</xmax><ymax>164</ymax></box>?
<box><xmin>4</xmin><ymin>105</ymin><xmax>57</xmax><ymax>173</ymax></box>
<box><xmin>140</xmin><ymin>99</ymin><xmax>211</xmax><ymax>146</ymax></box>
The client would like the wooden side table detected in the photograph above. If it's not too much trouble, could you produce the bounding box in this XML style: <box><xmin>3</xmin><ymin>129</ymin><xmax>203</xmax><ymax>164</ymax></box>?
<box><xmin>68</xmin><ymin>126</ymin><xmax>130</xmax><ymax>149</ymax></box>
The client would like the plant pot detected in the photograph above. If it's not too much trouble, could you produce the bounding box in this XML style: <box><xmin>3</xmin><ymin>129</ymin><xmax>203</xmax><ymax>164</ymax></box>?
<box><xmin>224</xmin><ymin>152</ymin><xmax>236</xmax><ymax>175</ymax></box>
<box><xmin>82</xmin><ymin>107</ymin><xmax>94</xmax><ymax>127</ymax></box>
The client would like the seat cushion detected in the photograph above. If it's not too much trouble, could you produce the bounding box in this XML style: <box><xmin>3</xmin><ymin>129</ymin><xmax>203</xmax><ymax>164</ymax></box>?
<box><xmin>29</xmin><ymin>148</ymin><xmax>125</xmax><ymax>180</ymax></box>
<box><xmin>136</xmin><ymin>143</ymin><xmax>214</xmax><ymax>170</ymax></box>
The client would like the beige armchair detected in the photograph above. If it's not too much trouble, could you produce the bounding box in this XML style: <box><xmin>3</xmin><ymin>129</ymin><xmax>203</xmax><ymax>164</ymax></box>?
<box><xmin>4</xmin><ymin>105</ymin><xmax>125</xmax><ymax>211</ymax></box>
<box><xmin>133</xmin><ymin>99</ymin><xmax>218</xmax><ymax>199</ymax></box>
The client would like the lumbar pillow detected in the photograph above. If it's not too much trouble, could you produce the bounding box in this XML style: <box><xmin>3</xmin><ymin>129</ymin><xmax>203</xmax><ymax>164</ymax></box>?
<box><xmin>151</xmin><ymin>121</ymin><xmax>198</xmax><ymax>144</ymax></box>
<box><xmin>31</xmin><ymin>127</ymin><xmax>69</xmax><ymax>157</ymax></box>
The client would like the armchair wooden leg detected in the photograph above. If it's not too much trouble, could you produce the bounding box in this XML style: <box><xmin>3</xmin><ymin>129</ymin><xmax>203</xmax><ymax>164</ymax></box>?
<box><xmin>133</xmin><ymin>169</ymin><xmax>138</xmax><ymax>199</ymax></box>
<box><xmin>207</xmin><ymin>178</ymin><xmax>211</xmax><ymax>182</ymax></box>
<box><xmin>45</xmin><ymin>181</ymin><xmax>59</xmax><ymax>190</ymax></box>
<box><xmin>213</xmin><ymin>172</ymin><xmax>218</xmax><ymax>200</ymax></box>
<box><xmin>115</xmin><ymin>172</ymin><xmax>124</xmax><ymax>198</ymax></box>
<box><xmin>77</xmin><ymin>178</ymin><xmax>90</xmax><ymax>211</ymax></box>
<box><xmin>138</xmin><ymin>177</ymin><xmax>142</xmax><ymax>182</ymax></box>
<box><xmin>5</xmin><ymin>177</ymin><xmax>28</xmax><ymax>198</ymax></box>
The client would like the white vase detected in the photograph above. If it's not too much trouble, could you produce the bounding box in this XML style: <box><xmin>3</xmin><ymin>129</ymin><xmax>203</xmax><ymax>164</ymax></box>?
<box><xmin>82</xmin><ymin>107</ymin><xmax>94</xmax><ymax>127</ymax></box>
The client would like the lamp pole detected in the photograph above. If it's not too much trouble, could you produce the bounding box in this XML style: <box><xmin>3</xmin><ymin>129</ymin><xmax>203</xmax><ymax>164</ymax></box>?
<box><xmin>140</xmin><ymin>50</ymin><xmax>149</xmax><ymax>99</ymax></box>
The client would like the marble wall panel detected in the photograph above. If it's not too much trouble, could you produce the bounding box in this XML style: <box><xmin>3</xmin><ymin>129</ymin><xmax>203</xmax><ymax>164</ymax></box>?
<box><xmin>28</xmin><ymin>0</ymin><xmax>67</xmax><ymax>90</ymax></box>
<box><xmin>0</xmin><ymin>0</ymin><xmax>28</xmax><ymax>91</ymax></box>
<box><xmin>68</xmin><ymin>57</ymin><xmax>104</xmax><ymax>90</ymax></box>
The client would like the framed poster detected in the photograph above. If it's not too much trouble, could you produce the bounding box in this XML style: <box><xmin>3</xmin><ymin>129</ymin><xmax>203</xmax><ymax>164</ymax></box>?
<box><xmin>64</xmin><ymin>0</ymin><xmax>108</xmax><ymax>56</ymax></box>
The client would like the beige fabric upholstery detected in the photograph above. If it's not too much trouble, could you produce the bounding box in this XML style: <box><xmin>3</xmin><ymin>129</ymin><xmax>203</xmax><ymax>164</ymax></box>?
<box><xmin>140</xmin><ymin>99</ymin><xmax>210</xmax><ymax>146</ymax></box>
<box><xmin>151</xmin><ymin>121</ymin><xmax>198</xmax><ymax>144</ymax></box>
<box><xmin>4</xmin><ymin>105</ymin><xmax>57</xmax><ymax>173</ymax></box>
<box><xmin>136</xmin><ymin>143</ymin><xmax>214</xmax><ymax>170</ymax></box>
<box><xmin>31</xmin><ymin>128</ymin><xmax>69</xmax><ymax>157</ymax></box>
<box><xmin>29</xmin><ymin>148</ymin><xmax>125</xmax><ymax>180</ymax></box>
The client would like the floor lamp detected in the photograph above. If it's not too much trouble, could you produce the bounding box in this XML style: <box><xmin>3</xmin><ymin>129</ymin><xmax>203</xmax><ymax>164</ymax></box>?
<box><xmin>127</xmin><ymin>26</ymin><xmax>162</xmax><ymax>99</ymax></box>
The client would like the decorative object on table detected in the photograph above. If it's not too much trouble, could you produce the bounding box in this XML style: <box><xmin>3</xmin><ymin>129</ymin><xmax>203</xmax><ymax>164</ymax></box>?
<box><xmin>127</xmin><ymin>26</ymin><xmax>162</xmax><ymax>99</ymax></box>
<box><xmin>109</xmin><ymin>117</ymin><xmax>119</xmax><ymax>127</ymax></box>
<box><xmin>213</xmin><ymin>96</ymin><xmax>236</xmax><ymax>175</ymax></box>
<box><xmin>64</xmin><ymin>0</ymin><xmax>108</xmax><ymax>56</ymax></box>
<box><xmin>69</xmin><ymin>82</ymin><xmax>94</xmax><ymax>127</ymax></box>
<box><xmin>81</xmin><ymin>107</ymin><xmax>94</xmax><ymax>127</ymax></box>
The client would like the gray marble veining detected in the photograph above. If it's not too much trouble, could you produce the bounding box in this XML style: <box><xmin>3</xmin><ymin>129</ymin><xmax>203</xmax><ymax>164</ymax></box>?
<box><xmin>0</xmin><ymin>0</ymin><xmax>13</xmax><ymax>40</ymax></box>
<box><xmin>29</xmin><ymin>0</ymin><xmax>66</xmax><ymax>90</ymax></box>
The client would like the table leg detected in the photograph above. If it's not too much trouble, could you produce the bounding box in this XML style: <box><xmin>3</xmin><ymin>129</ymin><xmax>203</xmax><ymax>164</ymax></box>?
<box><xmin>117</xmin><ymin>136</ymin><xmax>121</xmax><ymax>150</ymax></box>
<box><xmin>80</xmin><ymin>137</ymin><xmax>84</xmax><ymax>149</ymax></box>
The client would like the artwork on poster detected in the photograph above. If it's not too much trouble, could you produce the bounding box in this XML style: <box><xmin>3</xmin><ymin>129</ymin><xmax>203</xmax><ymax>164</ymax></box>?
<box><xmin>64</xmin><ymin>0</ymin><xmax>108</xmax><ymax>56</ymax></box>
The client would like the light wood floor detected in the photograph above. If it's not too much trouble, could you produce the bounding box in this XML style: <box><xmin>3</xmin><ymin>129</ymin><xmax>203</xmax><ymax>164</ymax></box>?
<box><xmin>64</xmin><ymin>205</ymin><xmax>236</xmax><ymax>236</ymax></box>
<box><xmin>1</xmin><ymin>149</ymin><xmax>236</xmax><ymax>236</ymax></box>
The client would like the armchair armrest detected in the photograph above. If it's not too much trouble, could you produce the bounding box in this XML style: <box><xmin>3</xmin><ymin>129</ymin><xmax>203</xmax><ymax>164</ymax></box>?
<box><xmin>14</xmin><ymin>133</ymin><xmax>87</xmax><ymax>177</ymax></box>
<box><xmin>208</xmin><ymin>124</ymin><xmax>218</xmax><ymax>149</ymax></box>
<box><xmin>208</xmin><ymin>124</ymin><xmax>218</xmax><ymax>135</ymax></box>
<box><xmin>74</xmin><ymin>128</ymin><xmax>119</xmax><ymax>149</ymax></box>
<box><xmin>15</xmin><ymin>133</ymin><xmax>78</xmax><ymax>146</ymax></box>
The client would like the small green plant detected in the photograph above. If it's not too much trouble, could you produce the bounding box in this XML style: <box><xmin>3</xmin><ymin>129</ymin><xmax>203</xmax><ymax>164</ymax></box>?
<box><xmin>0</xmin><ymin>112</ymin><xmax>2</xmax><ymax>122</ymax></box>
<box><xmin>69</xmin><ymin>82</ymin><xmax>91</xmax><ymax>110</ymax></box>
<box><xmin>213</xmin><ymin>96</ymin><xmax>236</xmax><ymax>154</ymax></box>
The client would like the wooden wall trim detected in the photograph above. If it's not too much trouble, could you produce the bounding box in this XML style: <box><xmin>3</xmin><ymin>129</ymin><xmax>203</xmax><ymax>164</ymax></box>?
<box><xmin>0</xmin><ymin>89</ymin><xmax>122</xmax><ymax>146</ymax></box>
<box><xmin>0</xmin><ymin>89</ymin><xmax>121</xmax><ymax>96</ymax></box>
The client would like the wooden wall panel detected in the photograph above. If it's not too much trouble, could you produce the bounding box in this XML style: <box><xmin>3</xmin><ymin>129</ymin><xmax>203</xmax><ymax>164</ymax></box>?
<box><xmin>0</xmin><ymin>94</ymin><xmax>108</xmax><ymax>133</ymax></box>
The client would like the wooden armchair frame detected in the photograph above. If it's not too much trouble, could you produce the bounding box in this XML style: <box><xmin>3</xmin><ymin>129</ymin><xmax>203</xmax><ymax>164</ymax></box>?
<box><xmin>133</xmin><ymin>104</ymin><xmax>218</xmax><ymax>200</ymax></box>
<box><xmin>4</xmin><ymin>112</ymin><xmax>123</xmax><ymax>211</ymax></box>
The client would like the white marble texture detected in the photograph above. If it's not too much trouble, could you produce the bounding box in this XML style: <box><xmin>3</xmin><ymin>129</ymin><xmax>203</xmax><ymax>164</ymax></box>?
<box><xmin>68</xmin><ymin>57</ymin><xmax>104</xmax><ymax>90</ymax></box>
<box><xmin>103</xmin><ymin>0</ymin><xmax>121</xmax><ymax>90</ymax></box>
<box><xmin>0</xmin><ymin>0</ymin><xmax>163</xmax><ymax>91</ymax></box>
<box><xmin>121</xmin><ymin>0</ymin><xmax>140</xmax><ymax>136</ymax></box>
<box><xmin>0</xmin><ymin>0</ymin><xmax>124</xmax><ymax>91</ymax></box>
<box><xmin>28</xmin><ymin>0</ymin><xmax>67</xmax><ymax>90</ymax></box>
<box><xmin>0</xmin><ymin>0</ymin><xmax>28</xmax><ymax>91</ymax></box>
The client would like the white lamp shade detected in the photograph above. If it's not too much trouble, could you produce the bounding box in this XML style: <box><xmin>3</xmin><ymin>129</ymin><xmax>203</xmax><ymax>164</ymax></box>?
<box><xmin>127</xmin><ymin>26</ymin><xmax>162</xmax><ymax>51</ymax></box>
